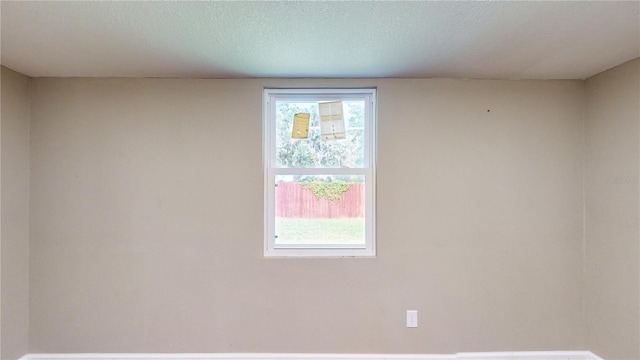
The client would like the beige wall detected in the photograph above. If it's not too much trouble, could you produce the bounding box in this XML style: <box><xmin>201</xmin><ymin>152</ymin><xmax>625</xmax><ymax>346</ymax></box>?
<box><xmin>1</xmin><ymin>66</ymin><xmax>31</xmax><ymax>360</ymax></box>
<box><xmin>28</xmin><ymin>77</ymin><xmax>586</xmax><ymax>353</ymax></box>
<box><xmin>585</xmin><ymin>58</ymin><xmax>640</xmax><ymax>360</ymax></box>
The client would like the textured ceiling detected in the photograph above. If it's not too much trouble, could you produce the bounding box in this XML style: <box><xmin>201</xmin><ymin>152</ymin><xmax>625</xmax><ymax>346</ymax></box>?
<box><xmin>1</xmin><ymin>1</ymin><xmax>639</xmax><ymax>79</ymax></box>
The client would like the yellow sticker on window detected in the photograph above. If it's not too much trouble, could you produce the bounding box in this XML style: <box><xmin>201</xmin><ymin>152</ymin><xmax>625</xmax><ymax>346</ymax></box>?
<box><xmin>292</xmin><ymin>112</ymin><xmax>310</xmax><ymax>139</ymax></box>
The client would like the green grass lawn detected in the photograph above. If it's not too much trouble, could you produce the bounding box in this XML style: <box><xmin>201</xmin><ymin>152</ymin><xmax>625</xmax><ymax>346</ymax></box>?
<box><xmin>275</xmin><ymin>217</ymin><xmax>365</xmax><ymax>245</ymax></box>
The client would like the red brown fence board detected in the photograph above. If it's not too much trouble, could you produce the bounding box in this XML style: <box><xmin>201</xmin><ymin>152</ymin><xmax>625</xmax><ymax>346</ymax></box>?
<box><xmin>276</xmin><ymin>182</ymin><xmax>364</xmax><ymax>218</ymax></box>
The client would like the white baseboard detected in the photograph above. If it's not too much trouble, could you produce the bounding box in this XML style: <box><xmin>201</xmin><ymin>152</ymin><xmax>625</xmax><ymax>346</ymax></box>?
<box><xmin>457</xmin><ymin>352</ymin><xmax>603</xmax><ymax>360</ymax></box>
<box><xmin>586</xmin><ymin>353</ymin><xmax>604</xmax><ymax>360</ymax></box>
<box><xmin>20</xmin><ymin>351</ymin><xmax>603</xmax><ymax>360</ymax></box>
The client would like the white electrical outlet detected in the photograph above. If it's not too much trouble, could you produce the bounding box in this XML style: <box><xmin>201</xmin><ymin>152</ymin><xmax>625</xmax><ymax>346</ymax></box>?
<box><xmin>406</xmin><ymin>310</ymin><xmax>418</xmax><ymax>327</ymax></box>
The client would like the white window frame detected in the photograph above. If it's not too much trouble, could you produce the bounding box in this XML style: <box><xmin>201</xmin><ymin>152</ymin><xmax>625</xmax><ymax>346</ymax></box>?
<box><xmin>263</xmin><ymin>88</ymin><xmax>376</xmax><ymax>257</ymax></box>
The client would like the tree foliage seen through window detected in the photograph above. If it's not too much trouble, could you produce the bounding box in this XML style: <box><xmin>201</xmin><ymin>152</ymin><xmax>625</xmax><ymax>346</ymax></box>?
<box><xmin>275</xmin><ymin>101</ymin><xmax>365</xmax><ymax>175</ymax></box>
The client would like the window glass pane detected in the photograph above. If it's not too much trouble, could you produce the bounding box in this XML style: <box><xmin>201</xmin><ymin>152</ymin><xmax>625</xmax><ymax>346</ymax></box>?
<box><xmin>345</xmin><ymin>101</ymin><xmax>365</xmax><ymax>128</ymax></box>
<box><xmin>274</xmin><ymin>175</ymin><xmax>365</xmax><ymax>247</ymax></box>
<box><xmin>275</xmin><ymin>101</ymin><xmax>365</xmax><ymax>168</ymax></box>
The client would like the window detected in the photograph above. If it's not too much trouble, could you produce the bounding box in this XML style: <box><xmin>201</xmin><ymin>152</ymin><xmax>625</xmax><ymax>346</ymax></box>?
<box><xmin>263</xmin><ymin>88</ymin><xmax>376</xmax><ymax>257</ymax></box>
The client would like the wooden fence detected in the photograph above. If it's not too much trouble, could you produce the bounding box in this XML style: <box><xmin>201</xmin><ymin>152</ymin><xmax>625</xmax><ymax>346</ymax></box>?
<box><xmin>276</xmin><ymin>182</ymin><xmax>364</xmax><ymax>218</ymax></box>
